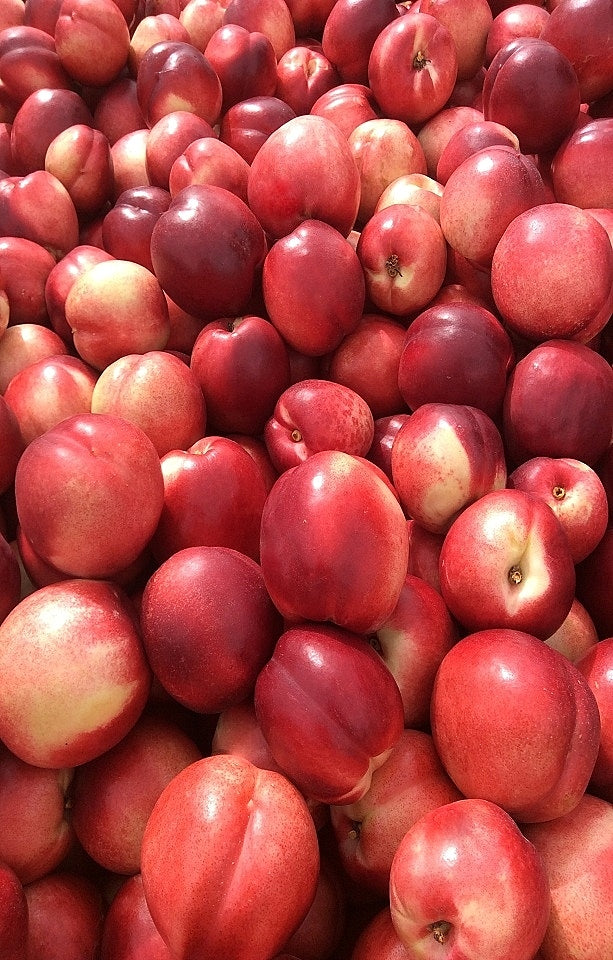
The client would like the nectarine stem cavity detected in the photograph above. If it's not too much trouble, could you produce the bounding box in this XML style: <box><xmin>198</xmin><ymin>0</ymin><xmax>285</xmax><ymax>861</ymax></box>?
<box><xmin>508</xmin><ymin>565</ymin><xmax>523</xmax><ymax>585</ymax></box>
<box><xmin>552</xmin><ymin>485</ymin><xmax>566</xmax><ymax>499</ymax></box>
<box><xmin>430</xmin><ymin>920</ymin><xmax>452</xmax><ymax>944</ymax></box>
<box><xmin>291</xmin><ymin>429</ymin><xmax>302</xmax><ymax>442</ymax></box>
<box><xmin>385</xmin><ymin>254</ymin><xmax>402</xmax><ymax>278</ymax></box>
<box><xmin>413</xmin><ymin>51</ymin><xmax>431</xmax><ymax>71</ymax></box>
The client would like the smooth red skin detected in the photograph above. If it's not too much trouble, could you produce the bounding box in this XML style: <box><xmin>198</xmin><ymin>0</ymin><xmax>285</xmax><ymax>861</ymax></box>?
<box><xmin>508</xmin><ymin>457</ymin><xmax>609</xmax><ymax>564</ymax></box>
<box><xmin>436</xmin><ymin>118</ymin><xmax>519</xmax><ymax>183</ymax></box>
<box><xmin>136</xmin><ymin>40</ymin><xmax>223</xmax><ymax>128</ymax></box>
<box><xmin>164</xmin><ymin>295</ymin><xmax>206</xmax><ymax>355</ymax></box>
<box><xmin>141</xmin><ymin>754</ymin><xmax>320</xmax><ymax>960</ymax></box>
<box><xmin>368</xmin><ymin>13</ymin><xmax>459</xmax><ymax>126</ymax></box>
<box><xmin>0</xmin><ymin>531</ymin><xmax>19</xmax><ymax>625</ymax></box>
<box><xmin>22</xmin><ymin>0</ymin><xmax>63</xmax><ymax>32</ymax></box>
<box><xmin>0</xmin><ymin>394</ymin><xmax>23</xmax><ymax>494</ymax></box>
<box><xmin>109</xmin><ymin>127</ymin><xmax>151</xmax><ymax>199</ymax></box>
<box><xmin>523</xmin><ymin>794</ymin><xmax>613</xmax><ymax>960</ymax></box>
<box><xmin>226</xmin><ymin>436</ymin><xmax>279</xmax><ymax>496</ymax></box>
<box><xmin>264</xmin><ymin>378</ymin><xmax>375</xmax><ymax>474</ymax></box>
<box><xmin>439</xmin><ymin>488</ymin><xmax>576</xmax><ymax>639</ymax></box>
<box><xmin>375</xmin><ymin>171</ymin><xmax>444</xmax><ymax>223</ymax></box>
<box><xmin>190</xmin><ymin>315</ymin><xmax>290</xmax><ymax>437</ymax></box>
<box><xmin>54</xmin><ymin>0</ymin><xmax>130</xmax><ymax>88</ymax></box>
<box><xmin>576</xmin><ymin>639</ymin><xmax>613</xmax><ymax>803</ymax></box>
<box><xmin>15</xmin><ymin>523</ymin><xmax>153</xmax><ymax>593</ymax></box>
<box><xmin>44</xmin><ymin>243</ymin><xmax>114</xmax><ymax>341</ymax></box>
<box><xmin>67</xmin><ymin>258</ymin><xmax>171</xmax><ymax>370</ymax></box>
<box><xmin>0</xmin><ymin>26</ymin><xmax>72</xmax><ymax>107</ymax></box>
<box><xmin>0</xmin><ymin>579</ymin><xmax>152</xmax><ymax>769</ymax></box>
<box><xmin>90</xmin><ymin>350</ymin><xmax>206</xmax><ymax>458</ymax></box>
<box><xmin>4</xmin><ymin>354</ymin><xmax>98</xmax><ymax>446</ymax></box>
<box><xmin>0</xmin><ymin>861</ymin><xmax>28</xmax><ymax>960</ymax></box>
<box><xmin>545</xmin><ymin>597</ymin><xmax>599</xmax><ymax>665</ymax></box>
<box><xmin>15</xmin><ymin>412</ymin><xmax>165</xmax><ymax>578</ymax></box>
<box><xmin>254</xmin><ymin>623</ymin><xmax>404</xmax><ymax>806</ymax></box>
<box><xmin>101</xmin><ymin>873</ymin><xmax>175</xmax><ymax>960</ymax></box>
<box><xmin>310</xmin><ymin>83</ymin><xmax>380</xmax><ymax>139</ymax></box>
<box><xmin>205</xmin><ymin>24</ymin><xmax>277</xmax><ymax>113</ymax></box>
<box><xmin>219</xmin><ymin>95</ymin><xmax>296</xmax><ymax>164</ymax></box>
<box><xmin>417</xmin><ymin>104</ymin><xmax>484</xmax><ymax>179</ymax></box>
<box><xmin>281</xmin><ymin>857</ymin><xmax>346</xmax><ymax>960</ymax></box>
<box><xmin>541</xmin><ymin>0</ymin><xmax>613</xmax><ymax>102</ymax></box>
<box><xmin>502</xmin><ymin>340</ymin><xmax>613</xmax><ymax>467</ymax></box>
<box><xmin>551</xmin><ymin>118</ymin><xmax>613</xmax><ymax>208</ymax></box>
<box><xmin>128</xmin><ymin>14</ymin><xmax>192</xmax><ymax>75</ymax></box>
<box><xmin>596</xmin><ymin>444</ymin><xmax>613</xmax><ymax>523</ymax></box>
<box><xmin>0</xmin><ymin>741</ymin><xmax>73</xmax><ymax>884</ymax></box>
<box><xmin>275</xmin><ymin>46</ymin><xmax>340</xmax><ymax>117</ymax></box>
<box><xmin>145</xmin><ymin>111</ymin><xmax>216</xmax><ymax>191</ymax></box>
<box><xmin>321</xmin><ymin>0</ymin><xmax>399</xmax><ymax>85</ymax></box>
<box><xmin>0</xmin><ymin>323</ymin><xmax>69</xmax><ymax>393</ymax></box>
<box><xmin>412</xmin><ymin>0</ymin><xmax>493</xmax><ymax>82</ymax></box>
<box><xmin>331</xmin><ymin>730</ymin><xmax>462</xmax><ymax>897</ymax></box>
<box><xmin>150</xmin><ymin>182</ymin><xmax>267</xmax><ymax>322</ymax></box>
<box><xmin>374</xmin><ymin>574</ymin><xmax>459</xmax><ymax>729</ymax></box>
<box><xmin>141</xmin><ymin>545</ymin><xmax>282</xmax><ymax>713</ymax></box>
<box><xmin>247</xmin><ymin>114</ymin><xmax>361</xmax><ymax>240</ymax></box>
<box><xmin>482</xmin><ymin>37</ymin><xmax>581</xmax><ymax>154</ymax></box>
<box><xmin>324</xmin><ymin>314</ymin><xmax>407</xmax><ymax>420</ymax></box>
<box><xmin>0</xmin><ymin>235</ymin><xmax>56</xmax><ymax>326</ymax></box>
<box><xmin>398</xmin><ymin>300</ymin><xmax>515</xmax><ymax>420</ymax></box>
<box><xmin>440</xmin><ymin>145</ymin><xmax>549</xmax><ymax>267</ymax></box>
<box><xmin>406</xmin><ymin>519</ymin><xmax>444</xmax><ymax>594</ymax></box>
<box><xmin>391</xmin><ymin>402</ymin><xmax>507</xmax><ymax>534</ymax></box>
<box><xmin>151</xmin><ymin>436</ymin><xmax>268</xmax><ymax>564</ymax></box>
<box><xmin>168</xmin><ymin>136</ymin><xmax>250</xmax><ymax>203</ymax></box>
<box><xmin>0</xmin><ymin>170</ymin><xmax>79</xmax><ymax>260</ymax></box>
<box><xmin>389</xmin><ymin>798</ymin><xmax>551</xmax><ymax>960</ymax></box>
<box><xmin>348</xmin><ymin>117</ymin><xmax>428</xmax><ymax>227</ymax></box>
<box><xmin>356</xmin><ymin>202</ymin><xmax>448</xmax><ymax>317</ymax></box>
<box><xmin>576</xmin><ymin>525</ymin><xmax>613</xmax><ymax>640</ymax></box>
<box><xmin>45</xmin><ymin>122</ymin><xmax>113</xmax><ymax>220</ymax></box>
<box><xmin>222</xmin><ymin>0</ymin><xmax>296</xmax><ymax>60</ymax></box>
<box><xmin>259</xmin><ymin>450</ymin><xmax>409</xmax><ymax>635</ymax></box>
<box><xmin>351</xmin><ymin>907</ymin><xmax>411</xmax><ymax>960</ymax></box>
<box><xmin>0</xmin><ymin>121</ymin><xmax>15</xmax><ymax>174</ymax></box>
<box><xmin>178</xmin><ymin>0</ymin><xmax>225</xmax><ymax>53</ymax></box>
<box><xmin>367</xmin><ymin>413</ymin><xmax>411</xmax><ymax>482</ymax></box>
<box><xmin>485</xmin><ymin>3</ymin><xmax>550</xmax><ymax>65</ymax></box>
<box><xmin>92</xmin><ymin>76</ymin><xmax>146</xmax><ymax>147</ymax></box>
<box><xmin>213</xmin><ymin>698</ymin><xmax>285</xmax><ymax>775</ymax></box>
<box><xmin>24</xmin><ymin>871</ymin><xmax>105</xmax><ymax>960</ymax></box>
<box><xmin>70</xmin><ymin>712</ymin><xmax>202</xmax><ymax>875</ymax></box>
<box><xmin>263</xmin><ymin>219</ymin><xmax>365</xmax><ymax>357</ymax></box>
<box><xmin>101</xmin><ymin>186</ymin><xmax>171</xmax><ymax>273</ymax></box>
<box><xmin>9</xmin><ymin>87</ymin><xmax>93</xmax><ymax>175</ymax></box>
<box><xmin>431</xmin><ymin>629</ymin><xmax>600</xmax><ymax>823</ymax></box>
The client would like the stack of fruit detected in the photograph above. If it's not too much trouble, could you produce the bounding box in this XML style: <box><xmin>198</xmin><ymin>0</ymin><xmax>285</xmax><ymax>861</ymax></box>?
<box><xmin>0</xmin><ymin>0</ymin><xmax>611</xmax><ymax>957</ymax></box>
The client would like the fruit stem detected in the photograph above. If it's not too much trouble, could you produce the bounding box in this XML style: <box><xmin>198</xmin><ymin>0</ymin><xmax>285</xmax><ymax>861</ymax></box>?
<box><xmin>430</xmin><ymin>920</ymin><xmax>452</xmax><ymax>944</ymax></box>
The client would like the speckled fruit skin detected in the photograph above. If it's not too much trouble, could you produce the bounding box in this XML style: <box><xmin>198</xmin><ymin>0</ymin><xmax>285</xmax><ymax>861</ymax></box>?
<box><xmin>140</xmin><ymin>754</ymin><xmax>320</xmax><ymax>960</ymax></box>
<box><xmin>430</xmin><ymin>629</ymin><xmax>601</xmax><ymax>823</ymax></box>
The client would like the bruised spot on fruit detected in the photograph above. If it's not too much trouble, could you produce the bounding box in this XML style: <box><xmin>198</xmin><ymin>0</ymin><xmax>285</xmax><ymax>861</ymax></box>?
<box><xmin>385</xmin><ymin>253</ymin><xmax>403</xmax><ymax>278</ymax></box>
<box><xmin>552</xmin><ymin>485</ymin><xmax>566</xmax><ymax>500</ymax></box>
<box><xmin>413</xmin><ymin>51</ymin><xmax>431</xmax><ymax>71</ymax></box>
<box><xmin>508</xmin><ymin>564</ymin><xmax>523</xmax><ymax>585</ymax></box>
<box><xmin>430</xmin><ymin>920</ymin><xmax>452</xmax><ymax>944</ymax></box>
<box><xmin>291</xmin><ymin>429</ymin><xmax>302</xmax><ymax>442</ymax></box>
